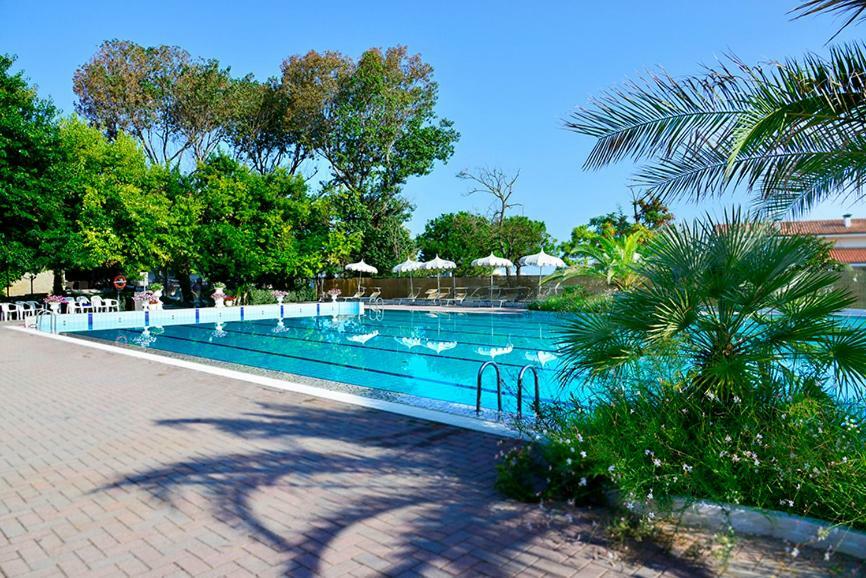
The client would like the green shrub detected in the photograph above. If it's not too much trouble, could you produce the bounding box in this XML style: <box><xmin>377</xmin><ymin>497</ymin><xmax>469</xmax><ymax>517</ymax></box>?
<box><xmin>529</xmin><ymin>286</ymin><xmax>611</xmax><ymax>313</ymax></box>
<box><xmin>245</xmin><ymin>288</ymin><xmax>275</xmax><ymax>305</ymax></box>
<box><xmin>499</xmin><ymin>385</ymin><xmax>866</xmax><ymax>529</ymax></box>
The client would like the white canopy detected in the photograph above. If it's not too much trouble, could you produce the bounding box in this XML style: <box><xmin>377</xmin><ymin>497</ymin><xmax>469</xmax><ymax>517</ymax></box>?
<box><xmin>471</xmin><ymin>253</ymin><xmax>514</xmax><ymax>269</ymax></box>
<box><xmin>472</xmin><ymin>253</ymin><xmax>514</xmax><ymax>307</ymax></box>
<box><xmin>345</xmin><ymin>260</ymin><xmax>378</xmax><ymax>274</ymax></box>
<box><xmin>392</xmin><ymin>259</ymin><xmax>423</xmax><ymax>273</ymax></box>
<box><xmin>422</xmin><ymin>255</ymin><xmax>456</xmax><ymax>293</ymax></box>
<box><xmin>518</xmin><ymin>249</ymin><xmax>566</xmax><ymax>269</ymax></box>
<box><xmin>422</xmin><ymin>255</ymin><xmax>456</xmax><ymax>270</ymax></box>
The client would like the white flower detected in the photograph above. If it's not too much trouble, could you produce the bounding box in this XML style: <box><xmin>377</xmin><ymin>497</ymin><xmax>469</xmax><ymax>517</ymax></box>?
<box><xmin>579</xmin><ymin>477</ymin><xmax>587</xmax><ymax>487</ymax></box>
<box><xmin>724</xmin><ymin>434</ymin><xmax>732</xmax><ymax>443</ymax></box>
<box><xmin>566</xmin><ymin>458</ymin><xmax>573</xmax><ymax>466</ymax></box>
<box><xmin>652</xmin><ymin>458</ymin><xmax>662</xmax><ymax>467</ymax></box>
<box><xmin>733</xmin><ymin>396</ymin><xmax>741</xmax><ymax>404</ymax></box>
<box><xmin>647</xmin><ymin>511</ymin><xmax>655</xmax><ymax>520</ymax></box>
<box><xmin>577</xmin><ymin>433</ymin><xmax>584</xmax><ymax>443</ymax></box>
<box><xmin>608</xmin><ymin>465</ymin><xmax>616</xmax><ymax>473</ymax></box>
<box><xmin>682</xmin><ymin>463</ymin><xmax>693</xmax><ymax>473</ymax></box>
<box><xmin>791</xmin><ymin>547</ymin><xmax>799</xmax><ymax>558</ymax></box>
<box><xmin>580</xmin><ymin>451</ymin><xmax>587</xmax><ymax>459</ymax></box>
<box><xmin>645</xmin><ymin>449</ymin><xmax>653</xmax><ymax>456</ymax></box>
<box><xmin>647</xmin><ymin>490</ymin><xmax>654</xmax><ymax>500</ymax></box>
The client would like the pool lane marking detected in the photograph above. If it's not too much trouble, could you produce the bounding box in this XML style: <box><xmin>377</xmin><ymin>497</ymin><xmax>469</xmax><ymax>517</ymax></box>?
<box><xmin>222</xmin><ymin>321</ymin><xmax>560</xmax><ymax>373</ymax></box>
<box><xmin>9</xmin><ymin>327</ymin><xmax>520</xmax><ymax>438</ymax></box>
<box><xmin>373</xmin><ymin>309</ymin><xmax>571</xmax><ymax>332</ymax></box>
<box><xmin>257</xmin><ymin>317</ymin><xmax>562</xmax><ymax>355</ymax></box>
<box><xmin>105</xmin><ymin>328</ymin><xmax>554</xmax><ymax>403</ymax></box>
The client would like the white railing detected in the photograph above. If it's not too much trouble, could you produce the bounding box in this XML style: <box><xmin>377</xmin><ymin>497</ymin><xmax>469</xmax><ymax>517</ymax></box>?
<box><xmin>35</xmin><ymin>301</ymin><xmax>364</xmax><ymax>333</ymax></box>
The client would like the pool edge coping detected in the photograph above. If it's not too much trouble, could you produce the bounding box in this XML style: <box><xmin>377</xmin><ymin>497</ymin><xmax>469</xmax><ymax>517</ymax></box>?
<box><xmin>6</xmin><ymin>326</ymin><xmax>522</xmax><ymax>439</ymax></box>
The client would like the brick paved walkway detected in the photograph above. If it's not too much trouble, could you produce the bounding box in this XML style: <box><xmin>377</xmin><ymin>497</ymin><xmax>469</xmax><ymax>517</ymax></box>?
<box><xmin>0</xmin><ymin>329</ymin><xmax>861</xmax><ymax>577</ymax></box>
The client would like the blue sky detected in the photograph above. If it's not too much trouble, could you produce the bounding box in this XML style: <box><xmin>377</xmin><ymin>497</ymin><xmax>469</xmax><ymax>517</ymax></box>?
<box><xmin>2</xmin><ymin>1</ymin><xmax>862</xmax><ymax>241</ymax></box>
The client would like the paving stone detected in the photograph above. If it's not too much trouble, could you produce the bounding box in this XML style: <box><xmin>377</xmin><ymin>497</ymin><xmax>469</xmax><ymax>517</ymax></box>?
<box><xmin>0</xmin><ymin>329</ymin><xmax>862</xmax><ymax>577</ymax></box>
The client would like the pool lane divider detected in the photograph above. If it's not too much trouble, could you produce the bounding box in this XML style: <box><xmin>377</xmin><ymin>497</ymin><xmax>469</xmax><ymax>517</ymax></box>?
<box><xmin>8</xmin><ymin>326</ymin><xmax>520</xmax><ymax>439</ymax></box>
<box><xmin>191</xmin><ymin>320</ymin><xmax>559</xmax><ymax>374</ymax></box>
<box><xmin>253</xmin><ymin>317</ymin><xmax>560</xmax><ymax>355</ymax></box>
<box><xmin>108</xmin><ymin>327</ymin><xmax>535</xmax><ymax>402</ymax></box>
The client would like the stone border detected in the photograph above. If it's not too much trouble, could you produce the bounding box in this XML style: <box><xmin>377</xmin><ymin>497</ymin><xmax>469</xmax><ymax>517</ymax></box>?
<box><xmin>7</xmin><ymin>326</ymin><xmax>522</xmax><ymax>440</ymax></box>
<box><xmin>635</xmin><ymin>497</ymin><xmax>866</xmax><ymax>559</ymax></box>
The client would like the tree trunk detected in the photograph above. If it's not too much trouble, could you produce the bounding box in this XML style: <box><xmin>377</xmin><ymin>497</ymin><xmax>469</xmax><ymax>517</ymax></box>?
<box><xmin>52</xmin><ymin>270</ymin><xmax>64</xmax><ymax>295</ymax></box>
<box><xmin>177</xmin><ymin>264</ymin><xmax>193</xmax><ymax>304</ymax></box>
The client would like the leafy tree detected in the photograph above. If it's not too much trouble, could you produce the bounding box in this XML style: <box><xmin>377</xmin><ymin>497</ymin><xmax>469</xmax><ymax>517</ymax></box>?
<box><xmin>588</xmin><ymin>210</ymin><xmax>632</xmax><ymax>237</ymax></box>
<box><xmin>552</xmin><ymin>231</ymin><xmax>644</xmax><ymax>290</ymax></box>
<box><xmin>225</xmin><ymin>78</ymin><xmax>293</xmax><ymax>174</ymax></box>
<box><xmin>416</xmin><ymin>212</ymin><xmax>496</xmax><ymax>274</ymax></box>
<box><xmin>74</xmin><ymin>40</ymin><xmax>232</xmax><ymax>168</ymax></box>
<box><xmin>497</xmin><ymin>216</ymin><xmax>552</xmax><ymax>273</ymax></box>
<box><xmin>0</xmin><ymin>55</ymin><xmax>62</xmax><ymax>292</ymax></box>
<box><xmin>633</xmin><ymin>195</ymin><xmax>673</xmax><ymax>230</ymax></box>
<box><xmin>57</xmin><ymin>118</ymin><xmax>174</xmax><ymax>275</ymax></box>
<box><xmin>312</xmin><ymin>47</ymin><xmax>459</xmax><ymax>270</ymax></box>
<box><xmin>559</xmin><ymin>213</ymin><xmax>866</xmax><ymax>399</ymax></box>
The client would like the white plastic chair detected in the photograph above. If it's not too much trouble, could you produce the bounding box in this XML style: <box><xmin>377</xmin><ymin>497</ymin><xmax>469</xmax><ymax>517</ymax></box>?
<box><xmin>90</xmin><ymin>296</ymin><xmax>106</xmax><ymax>312</ymax></box>
<box><xmin>75</xmin><ymin>296</ymin><xmax>93</xmax><ymax>312</ymax></box>
<box><xmin>0</xmin><ymin>303</ymin><xmax>21</xmax><ymax>321</ymax></box>
<box><xmin>102</xmin><ymin>298</ymin><xmax>119</xmax><ymax>312</ymax></box>
<box><xmin>15</xmin><ymin>301</ymin><xmax>35</xmax><ymax>317</ymax></box>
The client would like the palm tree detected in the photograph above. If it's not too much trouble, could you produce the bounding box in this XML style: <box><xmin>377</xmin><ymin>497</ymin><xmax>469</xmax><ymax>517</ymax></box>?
<box><xmin>567</xmin><ymin>26</ymin><xmax>866</xmax><ymax>217</ymax></box>
<box><xmin>549</xmin><ymin>231</ymin><xmax>645</xmax><ymax>290</ymax></box>
<box><xmin>558</xmin><ymin>213</ymin><xmax>866</xmax><ymax>400</ymax></box>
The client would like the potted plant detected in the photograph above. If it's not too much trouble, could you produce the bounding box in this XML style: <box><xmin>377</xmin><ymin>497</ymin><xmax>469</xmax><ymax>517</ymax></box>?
<box><xmin>224</xmin><ymin>295</ymin><xmax>236</xmax><ymax>307</ymax></box>
<box><xmin>43</xmin><ymin>294</ymin><xmax>67</xmax><ymax>313</ymax></box>
<box><xmin>327</xmin><ymin>288</ymin><xmax>341</xmax><ymax>302</ymax></box>
<box><xmin>132</xmin><ymin>291</ymin><xmax>154</xmax><ymax>312</ymax></box>
<box><xmin>147</xmin><ymin>283</ymin><xmax>164</xmax><ymax>309</ymax></box>
<box><xmin>272</xmin><ymin>289</ymin><xmax>288</xmax><ymax>304</ymax></box>
<box><xmin>212</xmin><ymin>283</ymin><xmax>226</xmax><ymax>308</ymax></box>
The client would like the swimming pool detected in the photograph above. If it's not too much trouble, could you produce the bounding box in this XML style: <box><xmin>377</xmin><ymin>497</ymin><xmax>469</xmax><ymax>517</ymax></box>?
<box><xmin>67</xmin><ymin>309</ymin><xmax>572</xmax><ymax>413</ymax></box>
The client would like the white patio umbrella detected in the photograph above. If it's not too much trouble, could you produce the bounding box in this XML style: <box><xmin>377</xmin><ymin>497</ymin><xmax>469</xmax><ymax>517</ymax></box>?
<box><xmin>392</xmin><ymin>258</ymin><xmax>423</xmax><ymax>295</ymax></box>
<box><xmin>422</xmin><ymin>255</ymin><xmax>457</xmax><ymax>293</ymax></box>
<box><xmin>471</xmin><ymin>253</ymin><xmax>514</xmax><ymax>305</ymax></box>
<box><xmin>345</xmin><ymin>260</ymin><xmax>378</xmax><ymax>292</ymax></box>
<box><xmin>519</xmin><ymin>249</ymin><xmax>566</xmax><ymax>293</ymax></box>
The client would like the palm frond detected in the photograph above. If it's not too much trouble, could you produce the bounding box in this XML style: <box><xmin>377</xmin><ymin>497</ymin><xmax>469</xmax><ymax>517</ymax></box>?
<box><xmin>571</xmin><ymin>44</ymin><xmax>866</xmax><ymax>216</ymax></box>
<box><xmin>793</xmin><ymin>0</ymin><xmax>866</xmax><ymax>41</ymax></box>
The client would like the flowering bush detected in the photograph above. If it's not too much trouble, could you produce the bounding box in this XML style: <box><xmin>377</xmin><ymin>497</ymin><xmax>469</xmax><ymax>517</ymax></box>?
<box><xmin>498</xmin><ymin>383</ymin><xmax>866</xmax><ymax>530</ymax></box>
<box><xmin>132</xmin><ymin>291</ymin><xmax>154</xmax><ymax>303</ymax></box>
<box><xmin>327</xmin><ymin>288</ymin><xmax>342</xmax><ymax>297</ymax></box>
<box><xmin>500</xmin><ymin>215</ymin><xmax>866</xmax><ymax>532</ymax></box>
<box><xmin>43</xmin><ymin>295</ymin><xmax>68</xmax><ymax>304</ymax></box>
<box><xmin>272</xmin><ymin>290</ymin><xmax>288</xmax><ymax>298</ymax></box>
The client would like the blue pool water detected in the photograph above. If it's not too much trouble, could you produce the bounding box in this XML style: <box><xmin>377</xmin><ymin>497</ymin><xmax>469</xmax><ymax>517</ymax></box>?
<box><xmin>70</xmin><ymin>309</ymin><xmax>575</xmax><ymax>412</ymax></box>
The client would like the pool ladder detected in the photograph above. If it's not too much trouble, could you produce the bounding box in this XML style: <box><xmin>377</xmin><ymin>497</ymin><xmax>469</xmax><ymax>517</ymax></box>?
<box><xmin>475</xmin><ymin>361</ymin><xmax>541</xmax><ymax>418</ymax></box>
<box><xmin>31</xmin><ymin>308</ymin><xmax>58</xmax><ymax>333</ymax></box>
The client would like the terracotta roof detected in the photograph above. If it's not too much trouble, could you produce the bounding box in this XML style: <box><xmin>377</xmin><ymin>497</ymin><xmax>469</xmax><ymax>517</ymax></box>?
<box><xmin>779</xmin><ymin>218</ymin><xmax>866</xmax><ymax>235</ymax></box>
<box><xmin>830</xmin><ymin>248</ymin><xmax>866</xmax><ymax>265</ymax></box>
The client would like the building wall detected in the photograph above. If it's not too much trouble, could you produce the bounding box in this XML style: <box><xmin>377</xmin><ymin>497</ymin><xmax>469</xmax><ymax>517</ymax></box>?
<box><xmin>6</xmin><ymin>271</ymin><xmax>54</xmax><ymax>297</ymax></box>
<box><xmin>827</xmin><ymin>234</ymin><xmax>866</xmax><ymax>249</ymax></box>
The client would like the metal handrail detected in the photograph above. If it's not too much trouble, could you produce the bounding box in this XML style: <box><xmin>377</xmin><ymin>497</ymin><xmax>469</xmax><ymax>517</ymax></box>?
<box><xmin>516</xmin><ymin>365</ymin><xmax>541</xmax><ymax>418</ymax></box>
<box><xmin>32</xmin><ymin>308</ymin><xmax>57</xmax><ymax>333</ymax></box>
<box><xmin>476</xmin><ymin>361</ymin><xmax>502</xmax><ymax>414</ymax></box>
